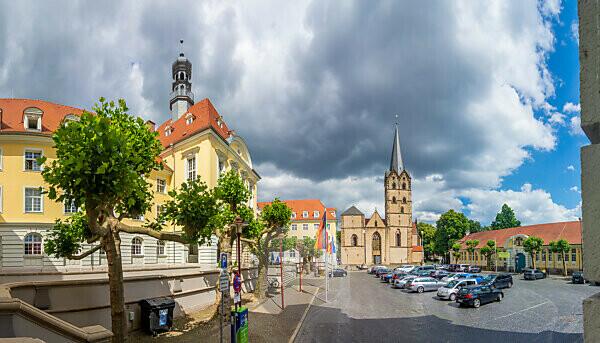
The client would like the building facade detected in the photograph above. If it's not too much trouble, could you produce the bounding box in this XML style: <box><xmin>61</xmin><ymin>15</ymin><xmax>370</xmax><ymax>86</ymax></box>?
<box><xmin>0</xmin><ymin>50</ymin><xmax>259</xmax><ymax>272</ymax></box>
<box><xmin>340</xmin><ymin>124</ymin><xmax>423</xmax><ymax>266</ymax></box>
<box><xmin>257</xmin><ymin>199</ymin><xmax>337</xmax><ymax>264</ymax></box>
<box><xmin>455</xmin><ymin>221</ymin><xmax>582</xmax><ymax>273</ymax></box>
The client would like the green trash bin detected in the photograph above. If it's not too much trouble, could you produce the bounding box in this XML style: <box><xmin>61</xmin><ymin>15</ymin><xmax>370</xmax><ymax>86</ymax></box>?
<box><xmin>231</xmin><ymin>306</ymin><xmax>248</xmax><ymax>343</ymax></box>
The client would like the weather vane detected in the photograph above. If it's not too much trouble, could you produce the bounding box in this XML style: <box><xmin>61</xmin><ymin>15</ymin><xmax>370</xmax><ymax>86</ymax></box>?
<box><xmin>179</xmin><ymin>39</ymin><xmax>184</xmax><ymax>57</ymax></box>
<box><xmin>395</xmin><ymin>114</ymin><xmax>399</xmax><ymax>125</ymax></box>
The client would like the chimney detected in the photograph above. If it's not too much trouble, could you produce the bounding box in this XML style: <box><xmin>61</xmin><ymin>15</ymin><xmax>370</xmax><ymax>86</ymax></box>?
<box><xmin>145</xmin><ymin>120</ymin><xmax>155</xmax><ymax>132</ymax></box>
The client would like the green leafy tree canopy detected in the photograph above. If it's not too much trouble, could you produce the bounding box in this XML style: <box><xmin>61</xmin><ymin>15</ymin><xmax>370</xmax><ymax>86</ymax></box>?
<box><xmin>490</xmin><ymin>204</ymin><xmax>521</xmax><ymax>230</ymax></box>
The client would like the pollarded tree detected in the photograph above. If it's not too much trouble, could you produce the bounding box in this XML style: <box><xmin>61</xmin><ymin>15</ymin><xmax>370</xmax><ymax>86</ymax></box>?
<box><xmin>41</xmin><ymin>98</ymin><xmax>221</xmax><ymax>342</ymax></box>
<box><xmin>479</xmin><ymin>240</ymin><xmax>496</xmax><ymax>270</ymax></box>
<box><xmin>451</xmin><ymin>243</ymin><xmax>462</xmax><ymax>264</ymax></box>
<box><xmin>523</xmin><ymin>236</ymin><xmax>544</xmax><ymax>270</ymax></box>
<box><xmin>555</xmin><ymin>239</ymin><xmax>571</xmax><ymax>277</ymax></box>
<box><xmin>244</xmin><ymin>198</ymin><xmax>292</xmax><ymax>298</ymax></box>
<box><xmin>465</xmin><ymin>240</ymin><xmax>479</xmax><ymax>263</ymax></box>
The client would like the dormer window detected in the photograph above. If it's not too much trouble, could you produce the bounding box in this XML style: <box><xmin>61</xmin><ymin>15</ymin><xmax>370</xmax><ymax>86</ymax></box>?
<box><xmin>185</xmin><ymin>113</ymin><xmax>195</xmax><ymax>125</ymax></box>
<box><xmin>313</xmin><ymin>211</ymin><xmax>320</xmax><ymax>218</ymax></box>
<box><xmin>62</xmin><ymin>114</ymin><xmax>80</xmax><ymax>127</ymax></box>
<box><xmin>217</xmin><ymin>117</ymin><xmax>224</xmax><ymax>128</ymax></box>
<box><xmin>24</xmin><ymin>107</ymin><xmax>43</xmax><ymax>131</ymax></box>
<box><xmin>165</xmin><ymin>126</ymin><xmax>173</xmax><ymax>137</ymax></box>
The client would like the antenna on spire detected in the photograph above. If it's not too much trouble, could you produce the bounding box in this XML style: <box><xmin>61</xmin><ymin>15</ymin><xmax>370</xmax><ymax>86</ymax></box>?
<box><xmin>395</xmin><ymin>114</ymin><xmax>399</xmax><ymax>125</ymax></box>
<box><xmin>179</xmin><ymin>39</ymin><xmax>184</xmax><ymax>57</ymax></box>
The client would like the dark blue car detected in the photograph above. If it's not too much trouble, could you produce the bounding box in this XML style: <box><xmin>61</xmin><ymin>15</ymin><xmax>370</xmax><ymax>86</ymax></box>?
<box><xmin>456</xmin><ymin>285</ymin><xmax>503</xmax><ymax>308</ymax></box>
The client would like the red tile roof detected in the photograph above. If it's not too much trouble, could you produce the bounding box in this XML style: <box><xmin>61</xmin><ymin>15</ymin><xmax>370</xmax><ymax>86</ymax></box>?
<box><xmin>0</xmin><ymin>98</ymin><xmax>84</xmax><ymax>134</ymax></box>
<box><xmin>156</xmin><ymin>98</ymin><xmax>231</xmax><ymax>148</ymax></box>
<box><xmin>257</xmin><ymin>199</ymin><xmax>337</xmax><ymax>221</ymax></box>
<box><xmin>458</xmin><ymin>221</ymin><xmax>582</xmax><ymax>249</ymax></box>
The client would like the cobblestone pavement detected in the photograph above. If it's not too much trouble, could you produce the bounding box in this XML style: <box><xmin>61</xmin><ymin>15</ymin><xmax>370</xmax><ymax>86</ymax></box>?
<box><xmin>295</xmin><ymin>271</ymin><xmax>599</xmax><ymax>343</ymax></box>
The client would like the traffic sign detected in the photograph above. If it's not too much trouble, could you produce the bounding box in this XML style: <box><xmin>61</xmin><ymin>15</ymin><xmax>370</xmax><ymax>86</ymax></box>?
<box><xmin>219</xmin><ymin>270</ymin><xmax>229</xmax><ymax>293</ymax></box>
<box><xmin>220</xmin><ymin>253</ymin><xmax>228</xmax><ymax>269</ymax></box>
<box><xmin>233</xmin><ymin>272</ymin><xmax>242</xmax><ymax>293</ymax></box>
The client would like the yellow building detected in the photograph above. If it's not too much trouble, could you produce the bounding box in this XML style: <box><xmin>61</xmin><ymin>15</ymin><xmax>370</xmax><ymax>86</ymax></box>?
<box><xmin>0</xmin><ymin>51</ymin><xmax>259</xmax><ymax>271</ymax></box>
<box><xmin>257</xmin><ymin>199</ymin><xmax>337</xmax><ymax>263</ymax></box>
<box><xmin>455</xmin><ymin>221</ymin><xmax>582</xmax><ymax>274</ymax></box>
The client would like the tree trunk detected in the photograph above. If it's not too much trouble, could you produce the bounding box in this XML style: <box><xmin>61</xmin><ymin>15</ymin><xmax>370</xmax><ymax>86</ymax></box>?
<box><xmin>105</xmin><ymin>230</ymin><xmax>126</xmax><ymax>343</ymax></box>
<box><xmin>255</xmin><ymin>253</ymin><xmax>269</xmax><ymax>299</ymax></box>
<box><xmin>531</xmin><ymin>253</ymin><xmax>536</xmax><ymax>270</ymax></box>
<box><xmin>563</xmin><ymin>252</ymin><xmax>568</xmax><ymax>277</ymax></box>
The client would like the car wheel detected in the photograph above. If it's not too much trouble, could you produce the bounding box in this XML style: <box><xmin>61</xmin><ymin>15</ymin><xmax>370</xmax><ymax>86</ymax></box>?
<box><xmin>449</xmin><ymin>293</ymin><xmax>456</xmax><ymax>301</ymax></box>
<box><xmin>417</xmin><ymin>286</ymin><xmax>424</xmax><ymax>293</ymax></box>
<box><xmin>497</xmin><ymin>294</ymin><xmax>503</xmax><ymax>302</ymax></box>
<box><xmin>508</xmin><ymin>281</ymin><xmax>513</xmax><ymax>288</ymax></box>
<box><xmin>473</xmin><ymin>299</ymin><xmax>481</xmax><ymax>308</ymax></box>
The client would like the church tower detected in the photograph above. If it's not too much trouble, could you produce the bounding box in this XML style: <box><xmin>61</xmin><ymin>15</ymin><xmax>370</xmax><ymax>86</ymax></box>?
<box><xmin>385</xmin><ymin>123</ymin><xmax>412</xmax><ymax>259</ymax></box>
<box><xmin>170</xmin><ymin>40</ymin><xmax>194</xmax><ymax>120</ymax></box>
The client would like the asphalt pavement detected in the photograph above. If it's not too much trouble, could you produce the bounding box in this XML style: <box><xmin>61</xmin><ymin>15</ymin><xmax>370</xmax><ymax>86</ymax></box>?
<box><xmin>294</xmin><ymin>271</ymin><xmax>599</xmax><ymax>343</ymax></box>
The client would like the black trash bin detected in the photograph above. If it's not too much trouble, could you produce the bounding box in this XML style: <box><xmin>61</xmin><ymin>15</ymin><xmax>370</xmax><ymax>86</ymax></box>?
<box><xmin>139</xmin><ymin>297</ymin><xmax>175</xmax><ymax>335</ymax></box>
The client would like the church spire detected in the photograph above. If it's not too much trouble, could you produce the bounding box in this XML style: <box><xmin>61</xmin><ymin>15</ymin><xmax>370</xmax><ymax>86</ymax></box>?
<box><xmin>170</xmin><ymin>40</ymin><xmax>194</xmax><ymax>120</ymax></box>
<box><xmin>389</xmin><ymin>120</ymin><xmax>404</xmax><ymax>173</ymax></box>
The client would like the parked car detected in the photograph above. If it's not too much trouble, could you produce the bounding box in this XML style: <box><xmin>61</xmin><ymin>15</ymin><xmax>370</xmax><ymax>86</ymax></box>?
<box><xmin>430</xmin><ymin>270</ymin><xmax>451</xmax><ymax>280</ymax></box>
<box><xmin>447</xmin><ymin>264</ymin><xmax>459</xmax><ymax>272</ymax></box>
<box><xmin>441</xmin><ymin>273</ymin><xmax>472</xmax><ymax>282</ymax></box>
<box><xmin>437</xmin><ymin>278</ymin><xmax>479</xmax><ymax>301</ymax></box>
<box><xmin>572</xmin><ymin>271</ymin><xmax>586</xmax><ymax>284</ymax></box>
<box><xmin>375</xmin><ymin>268</ymin><xmax>391</xmax><ymax>277</ymax></box>
<box><xmin>406</xmin><ymin>277</ymin><xmax>446</xmax><ymax>293</ymax></box>
<box><xmin>467</xmin><ymin>266</ymin><xmax>482</xmax><ymax>273</ymax></box>
<box><xmin>395</xmin><ymin>265</ymin><xmax>416</xmax><ymax>273</ymax></box>
<box><xmin>381</xmin><ymin>272</ymin><xmax>395</xmax><ymax>282</ymax></box>
<box><xmin>393</xmin><ymin>275</ymin><xmax>417</xmax><ymax>289</ymax></box>
<box><xmin>329</xmin><ymin>268</ymin><xmax>347</xmax><ymax>277</ymax></box>
<box><xmin>456</xmin><ymin>264</ymin><xmax>470</xmax><ymax>272</ymax></box>
<box><xmin>456</xmin><ymin>285</ymin><xmax>504</xmax><ymax>308</ymax></box>
<box><xmin>368</xmin><ymin>265</ymin><xmax>386</xmax><ymax>274</ymax></box>
<box><xmin>412</xmin><ymin>265</ymin><xmax>436</xmax><ymax>273</ymax></box>
<box><xmin>480</xmin><ymin>274</ymin><xmax>513</xmax><ymax>289</ymax></box>
<box><xmin>524</xmin><ymin>269</ymin><xmax>546</xmax><ymax>280</ymax></box>
<box><xmin>439</xmin><ymin>264</ymin><xmax>450</xmax><ymax>271</ymax></box>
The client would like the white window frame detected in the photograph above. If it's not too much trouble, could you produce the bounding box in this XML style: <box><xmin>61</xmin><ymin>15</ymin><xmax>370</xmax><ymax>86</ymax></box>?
<box><xmin>291</xmin><ymin>212</ymin><xmax>296</xmax><ymax>219</ymax></box>
<box><xmin>24</xmin><ymin>149</ymin><xmax>43</xmax><ymax>172</ymax></box>
<box><xmin>302</xmin><ymin>211</ymin><xmax>308</xmax><ymax>218</ymax></box>
<box><xmin>131</xmin><ymin>237</ymin><xmax>143</xmax><ymax>256</ymax></box>
<box><xmin>186</xmin><ymin>155</ymin><xmax>197</xmax><ymax>181</ymax></box>
<box><xmin>24</xmin><ymin>113</ymin><xmax>42</xmax><ymax>131</ymax></box>
<box><xmin>64</xmin><ymin>198</ymin><xmax>77</xmax><ymax>214</ymax></box>
<box><xmin>313</xmin><ymin>223</ymin><xmax>319</xmax><ymax>231</ymax></box>
<box><xmin>291</xmin><ymin>224</ymin><xmax>297</xmax><ymax>231</ymax></box>
<box><xmin>330</xmin><ymin>211</ymin><xmax>336</xmax><ymax>218</ymax></box>
<box><xmin>24</xmin><ymin>187</ymin><xmax>43</xmax><ymax>213</ymax></box>
<box><xmin>24</xmin><ymin>232</ymin><xmax>43</xmax><ymax>255</ymax></box>
<box><xmin>303</xmin><ymin>224</ymin><xmax>308</xmax><ymax>230</ymax></box>
<box><xmin>156</xmin><ymin>240</ymin><xmax>166</xmax><ymax>256</ymax></box>
<box><xmin>313</xmin><ymin>211</ymin><xmax>319</xmax><ymax>218</ymax></box>
<box><xmin>156</xmin><ymin>178</ymin><xmax>166</xmax><ymax>193</ymax></box>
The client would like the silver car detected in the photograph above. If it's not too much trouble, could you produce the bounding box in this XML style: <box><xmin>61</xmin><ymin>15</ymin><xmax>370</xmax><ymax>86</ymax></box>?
<box><xmin>407</xmin><ymin>277</ymin><xmax>446</xmax><ymax>293</ymax></box>
<box><xmin>393</xmin><ymin>275</ymin><xmax>417</xmax><ymax>289</ymax></box>
<box><xmin>437</xmin><ymin>278</ymin><xmax>479</xmax><ymax>301</ymax></box>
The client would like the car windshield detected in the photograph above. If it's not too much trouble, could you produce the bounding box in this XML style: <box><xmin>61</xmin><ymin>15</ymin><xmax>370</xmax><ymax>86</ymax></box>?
<box><xmin>446</xmin><ymin>273</ymin><xmax>455</xmax><ymax>278</ymax></box>
<box><xmin>458</xmin><ymin>287</ymin><xmax>470</xmax><ymax>295</ymax></box>
<box><xmin>482</xmin><ymin>275</ymin><xmax>495</xmax><ymax>282</ymax></box>
<box><xmin>446</xmin><ymin>280</ymin><xmax>459</xmax><ymax>288</ymax></box>
<box><xmin>574</xmin><ymin>272</ymin><xmax>582</xmax><ymax>276</ymax></box>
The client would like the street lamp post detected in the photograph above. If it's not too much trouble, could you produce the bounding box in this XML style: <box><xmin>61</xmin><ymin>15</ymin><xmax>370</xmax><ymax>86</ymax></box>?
<box><xmin>233</xmin><ymin>216</ymin><xmax>248</xmax><ymax>309</ymax></box>
<box><xmin>363</xmin><ymin>229</ymin><xmax>366</xmax><ymax>266</ymax></box>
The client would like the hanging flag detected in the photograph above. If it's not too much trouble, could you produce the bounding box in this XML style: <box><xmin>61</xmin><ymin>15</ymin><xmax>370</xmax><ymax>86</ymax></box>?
<box><xmin>315</xmin><ymin>208</ymin><xmax>328</xmax><ymax>250</ymax></box>
<box><xmin>330</xmin><ymin>234</ymin><xmax>336</xmax><ymax>254</ymax></box>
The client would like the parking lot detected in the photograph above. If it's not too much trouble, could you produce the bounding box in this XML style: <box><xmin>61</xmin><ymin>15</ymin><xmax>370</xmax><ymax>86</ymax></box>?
<box><xmin>295</xmin><ymin>271</ymin><xmax>599</xmax><ymax>342</ymax></box>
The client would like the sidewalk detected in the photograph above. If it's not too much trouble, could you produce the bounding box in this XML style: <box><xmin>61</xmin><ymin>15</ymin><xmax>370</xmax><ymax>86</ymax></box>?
<box><xmin>130</xmin><ymin>277</ymin><xmax>325</xmax><ymax>343</ymax></box>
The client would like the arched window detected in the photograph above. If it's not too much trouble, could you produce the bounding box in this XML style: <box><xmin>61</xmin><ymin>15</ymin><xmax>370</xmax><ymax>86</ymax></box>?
<box><xmin>131</xmin><ymin>237</ymin><xmax>143</xmax><ymax>256</ymax></box>
<box><xmin>392</xmin><ymin>196</ymin><xmax>397</xmax><ymax>204</ymax></box>
<box><xmin>402</xmin><ymin>183</ymin><xmax>407</xmax><ymax>190</ymax></box>
<box><xmin>156</xmin><ymin>240</ymin><xmax>165</xmax><ymax>256</ymax></box>
<box><xmin>392</xmin><ymin>182</ymin><xmax>396</xmax><ymax>189</ymax></box>
<box><xmin>396</xmin><ymin>231</ymin><xmax>401</xmax><ymax>246</ymax></box>
<box><xmin>372</xmin><ymin>232</ymin><xmax>381</xmax><ymax>251</ymax></box>
<box><xmin>400</xmin><ymin>207</ymin><xmax>404</xmax><ymax>214</ymax></box>
<box><xmin>351</xmin><ymin>234</ymin><xmax>358</xmax><ymax>247</ymax></box>
<box><xmin>402</xmin><ymin>197</ymin><xmax>407</xmax><ymax>204</ymax></box>
<box><xmin>24</xmin><ymin>233</ymin><xmax>42</xmax><ymax>255</ymax></box>
<box><xmin>374</xmin><ymin>220</ymin><xmax>378</xmax><ymax>227</ymax></box>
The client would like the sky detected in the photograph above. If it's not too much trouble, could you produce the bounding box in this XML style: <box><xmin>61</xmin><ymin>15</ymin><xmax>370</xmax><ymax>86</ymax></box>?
<box><xmin>0</xmin><ymin>0</ymin><xmax>587</xmax><ymax>226</ymax></box>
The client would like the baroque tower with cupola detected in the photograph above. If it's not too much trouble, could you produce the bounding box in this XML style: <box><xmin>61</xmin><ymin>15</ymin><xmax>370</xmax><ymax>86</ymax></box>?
<box><xmin>170</xmin><ymin>40</ymin><xmax>195</xmax><ymax>120</ymax></box>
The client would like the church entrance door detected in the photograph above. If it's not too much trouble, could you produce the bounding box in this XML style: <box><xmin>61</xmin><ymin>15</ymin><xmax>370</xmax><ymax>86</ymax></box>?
<box><xmin>372</xmin><ymin>232</ymin><xmax>382</xmax><ymax>265</ymax></box>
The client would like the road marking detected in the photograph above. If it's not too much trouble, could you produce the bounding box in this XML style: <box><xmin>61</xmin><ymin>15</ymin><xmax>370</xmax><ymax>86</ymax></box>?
<box><xmin>495</xmin><ymin>301</ymin><xmax>551</xmax><ymax>319</ymax></box>
<box><xmin>288</xmin><ymin>286</ymin><xmax>319</xmax><ymax>343</ymax></box>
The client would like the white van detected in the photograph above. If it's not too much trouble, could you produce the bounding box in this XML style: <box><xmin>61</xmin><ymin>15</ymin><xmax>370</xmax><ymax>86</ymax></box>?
<box><xmin>436</xmin><ymin>278</ymin><xmax>479</xmax><ymax>301</ymax></box>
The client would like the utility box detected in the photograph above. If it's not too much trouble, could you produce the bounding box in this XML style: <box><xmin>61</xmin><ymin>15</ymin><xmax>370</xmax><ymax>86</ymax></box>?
<box><xmin>139</xmin><ymin>297</ymin><xmax>175</xmax><ymax>335</ymax></box>
<box><xmin>231</xmin><ymin>306</ymin><xmax>248</xmax><ymax>343</ymax></box>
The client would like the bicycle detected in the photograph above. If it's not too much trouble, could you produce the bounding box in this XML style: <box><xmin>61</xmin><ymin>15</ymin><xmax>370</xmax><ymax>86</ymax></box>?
<box><xmin>268</xmin><ymin>277</ymin><xmax>280</xmax><ymax>289</ymax></box>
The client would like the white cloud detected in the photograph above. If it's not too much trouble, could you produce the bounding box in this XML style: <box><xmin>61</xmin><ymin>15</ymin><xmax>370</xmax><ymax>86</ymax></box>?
<box><xmin>548</xmin><ymin>112</ymin><xmax>566</xmax><ymax>125</ymax></box>
<box><xmin>570</xmin><ymin>186</ymin><xmax>580</xmax><ymax>193</ymax></box>
<box><xmin>563</xmin><ymin>102</ymin><xmax>581</xmax><ymax>113</ymax></box>
<box><xmin>571</xmin><ymin>20</ymin><xmax>579</xmax><ymax>45</ymax></box>
<box><xmin>569</xmin><ymin>115</ymin><xmax>585</xmax><ymax>136</ymax></box>
<box><xmin>464</xmin><ymin>183</ymin><xmax>581</xmax><ymax>225</ymax></box>
<box><xmin>567</xmin><ymin>165</ymin><xmax>575</xmax><ymax>171</ymax></box>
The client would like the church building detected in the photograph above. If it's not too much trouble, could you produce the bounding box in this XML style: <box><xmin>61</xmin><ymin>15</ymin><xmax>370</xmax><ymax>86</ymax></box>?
<box><xmin>340</xmin><ymin>124</ymin><xmax>423</xmax><ymax>266</ymax></box>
